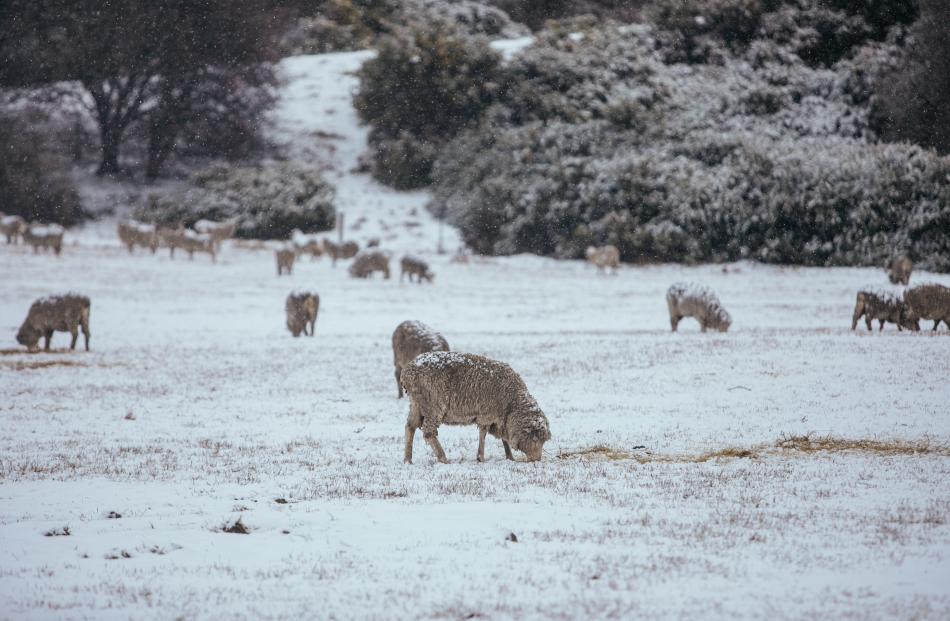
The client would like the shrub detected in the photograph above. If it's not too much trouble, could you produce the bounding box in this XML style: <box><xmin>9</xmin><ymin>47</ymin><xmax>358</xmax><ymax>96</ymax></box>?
<box><xmin>368</xmin><ymin>132</ymin><xmax>439</xmax><ymax>190</ymax></box>
<box><xmin>354</xmin><ymin>24</ymin><xmax>504</xmax><ymax>188</ymax></box>
<box><xmin>0</xmin><ymin>112</ymin><xmax>84</xmax><ymax>226</ymax></box>
<box><xmin>137</xmin><ymin>161</ymin><xmax>335</xmax><ymax>239</ymax></box>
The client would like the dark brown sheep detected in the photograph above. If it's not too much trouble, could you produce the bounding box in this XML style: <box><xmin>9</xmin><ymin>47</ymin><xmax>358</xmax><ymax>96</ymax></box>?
<box><xmin>17</xmin><ymin>294</ymin><xmax>91</xmax><ymax>351</ymax></box>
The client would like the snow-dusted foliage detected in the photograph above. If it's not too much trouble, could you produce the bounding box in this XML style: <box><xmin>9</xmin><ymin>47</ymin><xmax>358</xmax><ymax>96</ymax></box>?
<box><xmin>431</xmin><ymin>20</ymin><xmax>950</xmax><ymax>270</ymax></box>
<box><xmin>137</xmin><ymin>162</ymin><xmax>336</xmax><ymax>240</ymax></box>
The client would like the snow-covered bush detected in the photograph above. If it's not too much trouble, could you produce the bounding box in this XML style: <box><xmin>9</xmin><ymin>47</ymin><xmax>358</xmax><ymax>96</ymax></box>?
<box><xmin>0</xmin><ymin>112</ymin><xmax>84</xmax><ymax>226</ymax></box>
<box><xmin>355</xmin><ymin>25</ymin><xmax>503</xmax><ymax>188</ymax></box>
<box><xmin>368</xmin><ymin>132</ymin><xmax>439</xmax><ymax>190</ymax></box>
<box><xmin>137</xmin><ymin>162</ymin><xmax>335</xmax><ymax>239</ymax></box>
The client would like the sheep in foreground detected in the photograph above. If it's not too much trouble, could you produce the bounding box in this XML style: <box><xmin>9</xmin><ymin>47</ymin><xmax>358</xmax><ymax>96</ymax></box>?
<box><xmin>585</xmin><ymin>245</ymin><xmax>620</xmax><ymax>273</ymax></box>
<box><xmin>1</xmin><ymin>214</ymin><xmax>26</xmax><ymax>244</ymax></box>
<box><xmin>194</xmin><ymin>218</ymin><xmax>238</xmax><ymax>251</ymax></box>
<box><xmin>17</xmin><ymin>294</ymin><xmax>91</xmax><ymax>351</ymax></box>
<box><xmin>276</xmin><ymin>246</ymin><xmax>295</xmax><ymax>276</ymax></box>
<box><xmin>291</xmin><ymin>229</ymin><xmax>324</xmax><ymax>260</ymax></box>
<box><xmin>904</xmin><ymin>283</ymin><xmax>950</xmax><ymax>331</ymax></box>
<box><xmin>22</xmin><ymin>224</ymin><xmax>65</xmax><ymax>255</ymax></box>
<box><xmin>324</xmin><ymin>239</ymin><xmax>360</xmax><ymax>266</ymax></box>
<box><xmin>286</xmin><ymin>292</ymin><xmax>319</xmax><ymax>337</ymax></box>
<box><xmin>163</xmin><ymin>228</ymin><xmax>216</xmax><ymax>262</ymax></box>
<box><xmin>117</xmin><ymin>220</ymin><xmax>158</xmax><ymax>254</ymax></box>
<box><xmin>401</xmin><ymin>351</ymin><xmax>551</xmax><ymax>464</ymax></box>
<box><xmin>391</xmin><ymin>320</ymin><xmax>449</xmax><ymax>398</ymax></box>
<box><xmin>887</xmin><ymin>256</ymin><xmax>913</xmax><ymax>286</ymax></box>
<box><xmin>666</xmin><ymin>282</ymin><xmax>732</xmax><ymax>332</ymax></box>
<box><xmin>349</xmin><ymin>250</ymin><xmax>390</xmax><ymax>279</ymax></box>
<box><xmin>851</xmin><ymin>288</ymin><xmax>914</xmax><ymax>331</ymax></box>
<box><xmin>400</xmin><ymin>255</ymin><xmax>434</xmax><ymax>283</ymax></box>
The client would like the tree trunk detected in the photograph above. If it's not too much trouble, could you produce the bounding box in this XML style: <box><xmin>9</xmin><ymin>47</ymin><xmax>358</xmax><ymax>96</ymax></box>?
<box><xmin>97</xmin><ymin>128</ymin><xmax>122</xmax><ymax>176</ymax></box>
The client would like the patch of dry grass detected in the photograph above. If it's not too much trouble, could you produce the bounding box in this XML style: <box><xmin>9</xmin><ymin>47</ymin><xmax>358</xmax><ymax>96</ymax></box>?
<box><xmin>559</xmin><ymin>435</ymin><xmax>950</xmax><ymax>464</ymax></box>
<box><xmin>2</xmin><ymin>359</ymin><xmax>86</xmax><ymax>371</ymax></box>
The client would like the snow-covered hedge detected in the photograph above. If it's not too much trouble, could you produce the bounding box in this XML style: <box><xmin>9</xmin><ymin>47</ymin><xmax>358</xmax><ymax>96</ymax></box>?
<box><xmin>138</xmin><ymin>162</ymin><xmax>336</xmax><ymax>239</ymax></box>
<box><xmin>430</xmin><ymin>23</ymin><xmax>950</xmax><ymax>270</ymax></box>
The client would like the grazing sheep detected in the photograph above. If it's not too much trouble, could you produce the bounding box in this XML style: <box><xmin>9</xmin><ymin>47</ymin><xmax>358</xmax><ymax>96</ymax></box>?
<box><xmin>286</xmin><ymin>292</ymin><xmax>319</xmax><ymax>337</ymax></box>
<box><xmin>1</xmin><ymin>214</ymin><xmax>26</xmax><ymax>244</ymax></box>
<box><xmin>22</xmin><ymin>223</ymin><xmax>65</xmax><ymax>255</ymax></box>
<box><xmin>16</xmin><ymin>293</ymin><xmax>91</xmax><ymax>351</ymax></box>
<box><xmin>193</xmin><ymin>218</ymin><xmax>238</xmax><ymax>251</ymax></box>
<box><xmin>349</xmin><ymin>250</ymin><xmax>391</xmax><ymax>279</ymax></box>
<box><xmin>163</xmin><ymin>228</ymin><xmax>216</xmax><ymax>262</ymax></box>
<box><xmin>401</xmin><ymin>351</ymin><xmax>551</xmax><ymax>464</ymax></box>
<box><xmin>904</xmin><ymin>283</ymin><xmax>950</xmax><ymax>331</ymax></box>
<box><xmin>391</xmin><ymin>320</ymin><xmax>449</xmax><ymax>398</ymax></box>
<box><xmin>585</xmin><ymin>245</ymin><xmax>620</xmax><ymax>273</ymax></box>
<box><xmin>400</xmin><ymin>255</ymin><xmax>434</xmax><ymax>283</ymax></box>
<box><xmin>323</xmin><ymin>239</ymin><xmax>359</xmax><ymax>266</ymax></box>
<box><xmin>666</xmin><ymin>282</ymin><xmax>732</xmax><ymax>332</ymax></box>
<box><xmin>117</xmin><ymin>220</ymin><xmax>158</xmax><ymax>254</ymax></box>
<box><xmin>851</xmin><ymin>288</ymin><xmax>915</xmax><ymax>331</ymax></box>
<box><xmin>276</xmin><ymin>246</ymin><xmax>296</xmax><ymax>276</ymax></box>
<box><xmin>291</xmin><ymin>229</ymin><xmax>324</xmax><ymax>260</ymax></box>
<box><xmin>887</xmin><ymin>255</ymin><xmax>913</xmax><ymax>285</ymax></box>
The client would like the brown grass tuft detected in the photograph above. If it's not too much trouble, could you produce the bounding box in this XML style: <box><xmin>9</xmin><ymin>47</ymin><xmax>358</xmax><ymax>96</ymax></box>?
<box><xmin>774</xmin><ymin>434</ymin><xmax>950</xmax><ymax>456</ymax></box>
<box><xmin>3</xmin><ymin>359</ymin><xmax>86</xmax><ymax>371</ymax></box>
<box><xmin>222</xmin><ymin>517</ymin><xmax>250</xmax><ymax>534</ymax></box>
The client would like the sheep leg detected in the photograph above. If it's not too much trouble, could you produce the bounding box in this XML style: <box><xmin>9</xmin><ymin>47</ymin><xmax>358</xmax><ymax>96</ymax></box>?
<box><xmin>404</xmin><ymin>400</ymin><xmax>423</xmax><ymax>463</ymax></box>
<box><xmin>395</xmin><ymin>367</ymin><xmax>403</xmax><ymax>399</ymax></box>
<box><xmin>421</xmin><ymin>414</ymin><xmax>448</xmax><ymax>464</ymax></box>
<box><xmin>670</xmin><ymin>315</ymin><xmax>680</xmax><ymax>332</ymax></box>
<box><xmin>879</xmin><ymin>319</ymin><xmax>885</xmax><ymax>332</ymax></box>
<box><xmin>43</xmin><ymin>330</ymin><xmax>53</xmax><ymax>351</ymax></box>
<box><xmin>934</xmin><ymin>320</ymin><xmax>941</xmax><ymax>332</ymax></box>
<box><xmin>477</xmin><ymin>427</ymin><xmax>487</xmax><ymax>462</ymax></box>
<box><xmin>865</xmin><ymin>315</ymin><xmax>872</xmax><ymax>331</ymax></box>
<box><xmin>69</xmin><ymin>327</ymin><xmax>78</xmax><ymax>350</ymax></box>
<box><xmin>82</xmin><ymin>325</ymin><xmax>90</xmax><ymax>351</ymax></box>
<box><xmin>502</xmin><ymin>440</ymin><xmax>514</xmax><ymax>460</ymax></box>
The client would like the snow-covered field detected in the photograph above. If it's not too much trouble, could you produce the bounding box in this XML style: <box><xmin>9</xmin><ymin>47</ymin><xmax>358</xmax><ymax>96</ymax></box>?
<box><xmin>3</xmin><ymin>47</ymin><xmax>950</xmax><ymax>620</ymax></box>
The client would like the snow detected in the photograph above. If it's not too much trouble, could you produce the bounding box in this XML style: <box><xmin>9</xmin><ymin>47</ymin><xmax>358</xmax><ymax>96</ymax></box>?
<box><xmin>490</xmin><ymin>35</ymin><xmax>535</xmax><ymax>60</ymax></box>
<box><xmin>2</xmin><ymin>45</ymin><xmax>950</xmax><ymax>619</ymax></box>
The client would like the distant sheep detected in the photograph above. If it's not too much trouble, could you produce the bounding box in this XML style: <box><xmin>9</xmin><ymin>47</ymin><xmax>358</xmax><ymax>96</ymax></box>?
<box><xmin>22</xmin><ymin>223</ymin><xmax>65</xmax><ymax>255</ymax></box>
<box><xmin>1</xmin><ymin>214</ymin><xmax>26</xmax><ymax>244</ymax></box>
<box><xmin>851</xmin><ymin>288</ymin><xmax>914</xmax><ymax>331</ymax></box>
<box><xmin>324</xmin><ymin>239</ymin><xmax>360</xmax><ymax>266</ymax></box>
<box><xmin>400</xmin><ymin>351</ymin><xmax>551</xmax><ymax>464</ymax></box>
<box><xmin>276</xmin><ymin>246</ymin><xmax>296</xmax><ymax>276</ymax></box>
<box><xmin>400</xmin><ymin>255</ymin><xmax>434</xmax><ymax>283</ymax></box>
<box><xmin>286</xmin><ymin>292</ymin><xmax>319</xmax><ymax>337</ymax></box>
<box><xmin>391</xmin><ymin>320</ymin><xmax>449</xmax><ymax>398</ymax></box>
<box><xmin>585</xmin><ymin>245</ymin><xmax>620</xmax><ymax>273</ymax></box>
<box><xmin>194</xmin><ymin>218</ymin><xmax>238</xmax><ymax>251</ymax></box>
<box><xmin>886</xmin><ymin>255</ymin><xmax>913</xmax><ymax>286</ymax></box>
<box><xmin>904</xmin><ymin>283</ymin><xmax>950</xmax><ymax>331</ymax></box>
<box><xmin>666</xmin><ymin>282</ymin><xmax>732</xmax><ymax>332</ymax></box>
<box><xmin>163</xmin><ymin>228</ymin><xmax>216</xmax><ymax>262</ymax></box>
<box><xmin>117</xmin><ymin>220</ymin><xmax>158</xmax><ymax>254</ymax></box>
<box><xmin>349</xmin><ymin>250</ymin><xmax>390</xmax><ymax>279</ymax></box>
<box><xmin>291</xmin><ymin>229</ymin><xmax>324</xmax><ymax>260</ymax></box>
<box><xmin>17</xmin><ymin>293</ymin><xmax>91</xmax><ymax>351</ymax></box>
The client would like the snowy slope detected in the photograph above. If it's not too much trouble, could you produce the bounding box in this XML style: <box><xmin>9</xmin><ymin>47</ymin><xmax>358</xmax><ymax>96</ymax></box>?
<box><xmin>2</xmin><ymin>43</ymin><xmax>950</xmax><ymax>620</ymax></box>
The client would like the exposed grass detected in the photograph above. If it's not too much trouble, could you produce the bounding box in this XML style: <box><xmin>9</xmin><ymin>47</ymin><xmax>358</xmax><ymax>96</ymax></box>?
<box><xmin>2</xmin><ymin>359</ymin><xmax>87</xmax><ymax>371</ymax></box>
<box><xmin>559</xmin><ymin>435</ymin><xmax>950</xmax><ymax>463</ymax></box>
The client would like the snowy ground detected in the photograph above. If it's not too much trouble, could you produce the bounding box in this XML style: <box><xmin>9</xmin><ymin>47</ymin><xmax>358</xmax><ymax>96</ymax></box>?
<box><xmin>3</xmin><ymin>46</ymin><xmax>950</xmax><ymax>619</ymax></box>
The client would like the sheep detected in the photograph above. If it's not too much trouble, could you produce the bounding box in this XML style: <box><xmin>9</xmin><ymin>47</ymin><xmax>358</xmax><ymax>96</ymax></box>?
<box><xmin>291</xmin><ymin>229</ymin><xmax>324</xmax><ymax>260</ymax></box>
<box><xmin>16</xmin><ymin>293</ymin><xmax>91</xmax><ymax>351</ymax></box>
<box><xmin>349</xmin><ymin>249</ymin><xmax>390</xmax><ymax>279</ymax></box>
<box><xmin>666</xmin><ymin>282</ymin><xmax>732</xmax><ymax>332</ymax></box>
<box><xmin>116</xmin><ymin>220</ymin><xmax>158</xmax><ymax>254</ymax></box>
<box><xmin>163</xmin><ymin>228</ymin><xmax>216</xmax><ymax>262</ymax></box>
<box><xmin>286</xmin><ymin>292</ymin><xmax>319</xmax><ymax>337</ymax></box>
<box><xmin>391</xmin><ymin>320</ymin><xmax>449</xmax><ymax>398</ymax></box>
<box><xmin>194</xmin><ymin>218</ymin><xmax>238</xmax><ymax>251</ymax></box>
<box><xmin>276</xmin><ymin>245</ymin><xmax>296</xmax><ymax>276</ymax></box>
<box><xmin>400</xmin><ymin>255</ymin><xmax>434</xmax><ymax>283</ymax></box>
<box><xmin>904</xmin><ymin>283</ymin><xmax>950</xmax><ymax>331</ymax></box>
<box><xmin>851</xmin><ymin>288</ymin><xmax>915</xmax><ymax>331</ymax></box>
<box><xmin>400</xmin><ymin>351</ymin><xmax>551</xmax><ymax>464</ymax></box>
<box><xmin>585</xmin><ymin>245</ymin><xmax>620</xmax><ymax>273</ymax></box>
<box><xmin>22</xmin><ymin>223</ymin><xmax>65</xmax><ymax>255</ymax></box>
<box><xmin>887</xmin><ymin>255</ymin><xmax>913</xmax><ymax>286</ymax></box>
<box><xmin>324</xmin><ymin>239</ymin><xmax>360</xmax><ymax>266</ymax></box>
<box><xmin>1</xmin><ymin>214</ymin><xmax>26</xmax><ymax>244</ymax></box>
